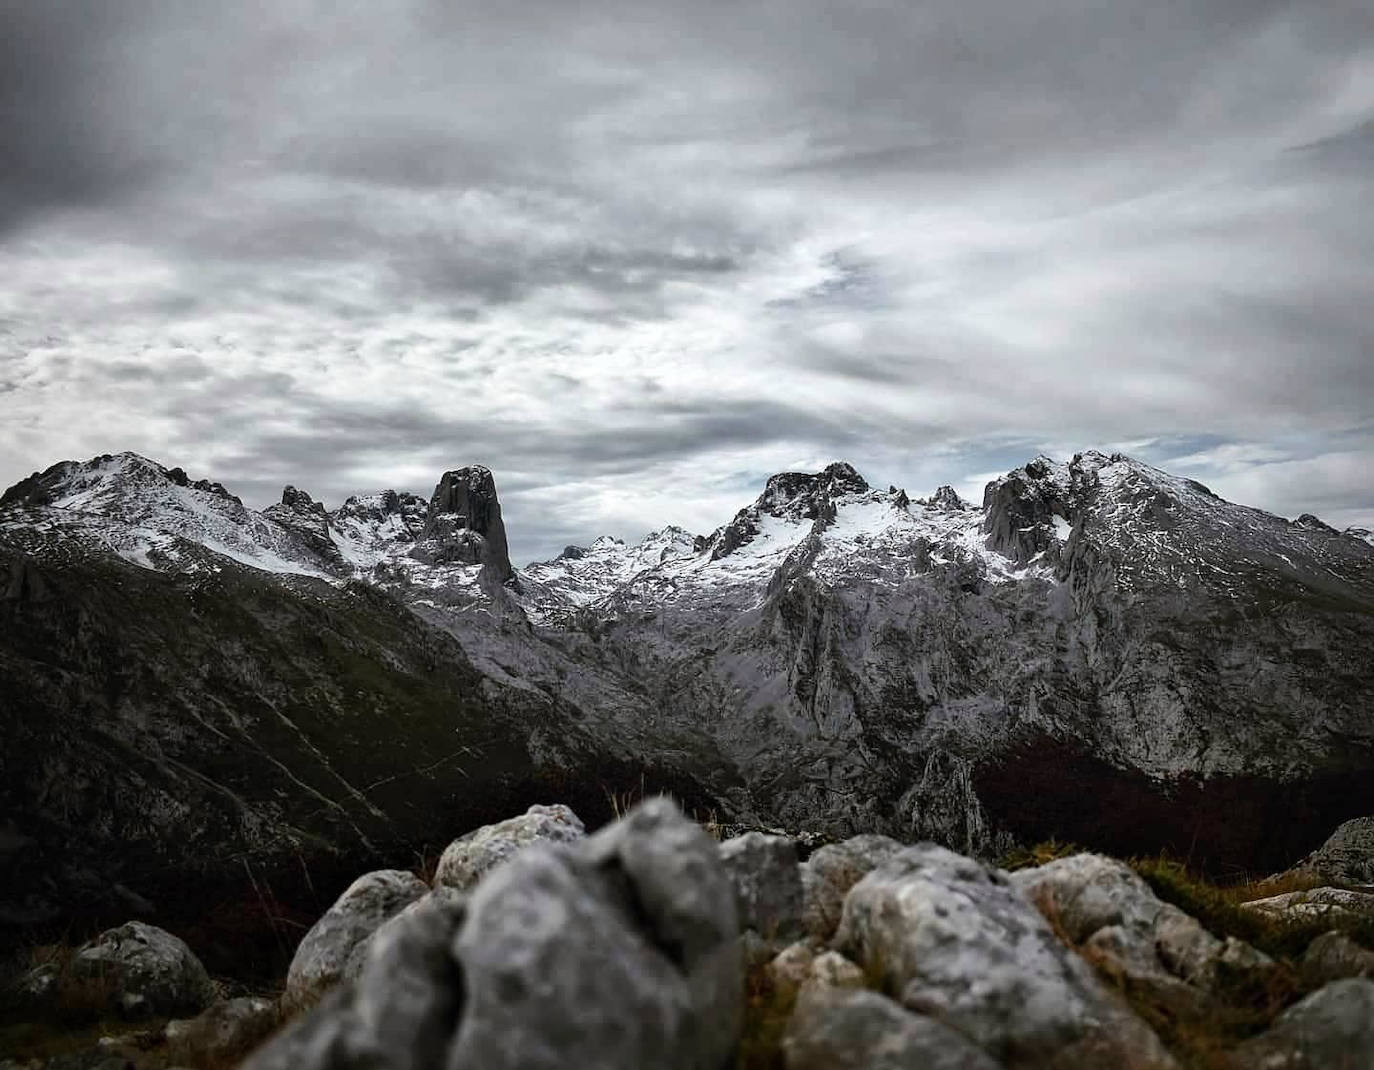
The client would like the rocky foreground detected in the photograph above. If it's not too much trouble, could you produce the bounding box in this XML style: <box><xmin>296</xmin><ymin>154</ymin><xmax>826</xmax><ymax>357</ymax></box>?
<box><xmin>5</xmin><ymin>803</ymin><xmax>1374</xmax><ymax>1070</ymax></box>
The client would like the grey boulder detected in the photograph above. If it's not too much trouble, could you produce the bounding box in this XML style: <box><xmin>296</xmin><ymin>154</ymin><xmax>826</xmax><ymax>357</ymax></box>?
<box><xmin>1231</xmin><ymin>977</ymin><xmax>1374</xmax><ymax>1069</ymax></box>
<box><xmin>242</xmin><ymin>797</ymin><xmax>742</xmax><ymax>1070</ymax></box>
<box><xmin>1241</xmin><ymin>887</ymin><xmax>1374</xmax><ymax>921</ymax></box>
<box><xmin>799</xmin><ymin>833</ymin><xmax>903</xmax><ymax>942</ymax></box>
<box><xmin>17</xmin><ymin>921</ymin><xmax>214</xmax><ymax>1019</ymax></box>
<box><xmin>432</xmin><ymin>803</ymin><xmax>585</xmax><ymax>891</ymax></box>
<box><xmin>244</xmin><ymin>885</ymin><xmax>466</xmax><ymax>1070</ymax></box>
<box><xmin>284</xmin><ymin>868</ymin><xmax>429</xmax><ymax>1010</ymax></box>
<box><xmin>718</xmin><ymin>832</ymin><xmax>805</xmax><ymax>945</ymax></box>
<box><xmin>836</xmin><ymin>844</ymin><xmax>1176</xmax><ymax>1068</ymax></box>
<box><xmin>1012</xmin><ymin>852</ymin><xmax>1274</xmax><ymax>999</ymax></box>
<box><xmin>1293</xmin><ymin>817</ymin><xmax>1374</xmax><ymax>886</ymax></box>
<box><xmin>782</xmin><ymin>988</ymin><xmax>1003</xmax><ymax>1070</ymax></box>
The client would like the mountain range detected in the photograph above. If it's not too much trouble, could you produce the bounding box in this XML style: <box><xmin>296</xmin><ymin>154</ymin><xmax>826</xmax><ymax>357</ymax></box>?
<box><xmin>2</xmin><ymin>449</ymin><xmax>1372</xmax><ymax>927</ymax></box>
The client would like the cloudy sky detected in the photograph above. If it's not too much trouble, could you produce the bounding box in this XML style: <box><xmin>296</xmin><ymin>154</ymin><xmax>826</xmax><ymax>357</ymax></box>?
<box><xmin>3</xmin><ymin>1</ymin><xmax>1372</xmax><ymax>561</ymax></box>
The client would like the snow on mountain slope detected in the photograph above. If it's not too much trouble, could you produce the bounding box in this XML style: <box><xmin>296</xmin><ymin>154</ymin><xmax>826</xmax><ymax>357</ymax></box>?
<box><xmin>521</xmin><ymin>528</ymin><xmax>699</xmax><ymax>613</ymax></box>
<box><xmin>5</xmin><ymin>449</ymin><xmax>1368</xmax><ymax>623</ymax></box>
<box><xmin>983</xmin><ymin>450</ymin><xmax>1374</xmax><ymax>602</ymax></box>
<box><xmin>520</xmin><ymin>462</ymin><xmax>1055</xmax><ymax>625</ymax></box>
<box><xmin>0</xmin><ymin>454</ymin><xmax>504</xmax><ymax>602</ymax></box>
<box><xmin>328</xmin><ymin>490</ymin><xmax>430</xmax><ymax>569</ymax></box>
<box><xmin>0</xmin><ymin>453</ymin><xmax>336</xmax><ymax>578</ymax></box>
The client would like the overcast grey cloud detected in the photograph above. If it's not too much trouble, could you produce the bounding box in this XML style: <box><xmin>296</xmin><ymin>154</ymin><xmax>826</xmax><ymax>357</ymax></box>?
<box><xmin>2</xmin><ymin>0</ymin><xmax>1372</xmax><ymax>560</ymax></box>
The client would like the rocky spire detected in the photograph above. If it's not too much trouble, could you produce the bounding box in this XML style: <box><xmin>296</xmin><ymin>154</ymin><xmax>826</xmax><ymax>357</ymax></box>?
<box><xmin>412</xmin><ymin>466</ymin><xmax>513</xmax><ymax>582</ymax></box>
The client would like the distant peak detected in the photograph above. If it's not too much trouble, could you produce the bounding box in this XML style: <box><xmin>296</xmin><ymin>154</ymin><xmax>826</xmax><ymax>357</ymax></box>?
<box><xmin>1</xmin><ymin>451</ymin><xmax>241</xmax><ymax>509</ymax></box>
<box><xmin>928</xmin><ymin>485</ymin><xmax>966</xmax><ymax>511</ymax></box>
<box><xmin>1294</xmin><ymin>513</ymin><xmax>1337</xmax><ymax>534</ymax></box>
<box><xmin>759</xmin><ymin>462</ymin><xmax>869</xmax><ymax>515</ymax></box>
<box><xmin>272</xmin><ymin>484</ymin><xmax>327</xmax><ymax>518</ymax></box>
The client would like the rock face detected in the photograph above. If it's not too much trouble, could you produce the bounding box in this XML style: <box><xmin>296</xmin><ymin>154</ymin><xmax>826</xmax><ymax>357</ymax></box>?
<box><xmin>18</xmin><ymin>921</ymin><xmax>215</xmax><ymax>1019</ymax></box>
<box><xmin>412</xmin><ymin>466</ymin><xmax>513</xmax><ymax>581</ymax></box>
<box><xmin>0</xmin><ymin>476</ymin><xmax>734</xmax><ymax>926</ymax></box>
<box><xmin>1231</xmin><ymin>978</ymin><xmax>1374</xmax><ymax>1069</ymax></box>
<box><xmin>4</xmin><ymin>446</ymin><xmax>1374</xmax><ymax>932</ymax></box>
<box><xmin>431</xmin><ymin>803</ymin><xmax>585</xmax><ymax>891</ymax></box>
<box><xmin>284</xmin><ymin>869</ymin><xmax>429</xmax><ymax>1010</ymax></box>
<box><xmin>834</xmin><ymin>845</ymin><xmax>1175</xmax><ymax>1067</ymax></box>
<box><xmin>517</xmin><ymin>450</ymin><xmax>1374</xmax><ymax>875</ymax></box>
<box><xmin>244</xmin><ymin>798</ymin><xmax>743</xmax><ymax>1070</ymax></box>
<box><xmin>263</xmin><ymin>485</ymin><xmax>345</xmax><ymax>568</ymax></box>
<box><xmin>1294</xmin><ymin>816</ymin><xmax>1374</xmax><ymax>885</ymax></box>
<box><xmin>710</xmin><ymin>462</ymin><xmax>870</xmax><ymax>561</ymax></box>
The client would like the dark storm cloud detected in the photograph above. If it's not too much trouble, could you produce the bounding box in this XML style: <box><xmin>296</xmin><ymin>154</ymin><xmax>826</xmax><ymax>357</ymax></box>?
<box><xmin>2</xmin><ymin>1</ymin><xmax>1373</xmax><ymax>557</ymax></box>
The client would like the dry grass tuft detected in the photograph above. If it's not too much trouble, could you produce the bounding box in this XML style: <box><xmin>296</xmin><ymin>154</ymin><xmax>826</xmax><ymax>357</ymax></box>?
<box><xmin>736</xmin><ymin>959</ymin><xmax>794</xmax><ymax>1070</ymax></box>
<box><xmin>1130</xmin><ymin>855</ymin><xmax>1374</xmax><ymax>961</ymax></box>
<box><xmin>1000</xmin><ymin>838</ymin><xmax>1086</xmax><ymax>871</ymax></box>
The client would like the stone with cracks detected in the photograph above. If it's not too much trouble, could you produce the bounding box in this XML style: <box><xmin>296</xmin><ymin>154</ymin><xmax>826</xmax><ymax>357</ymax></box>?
<box><xmin>432</xmin><ymin>803</ymin><xmax>585</xmax><ymax>891</ymax></box>
<box><xmin>766</xmin><ymin>943</ymin><xmax>866</xmax><ymax>1005</ymax></box>
<box><xmin>1011</xmin><ymin>852</ymin><xmax>1274</xmax><ymax>998</ymax></box>
<box><xmin>241</xmin><ymin>798</ymin><xmax>742</xmax><ymax>1070</ymax></box>
<box><xmin>1241</xmin><ymin>887</ymin><xmax>1374</xmax><ymax>921</ymax></box>
<box><xmin>835</xmin><ymin>844</ymin><xmax>1176</xmax><ymax>1068</ymax></box>
<box><xmin>1294</xmin><ymin>817</ymin><xmax>1374</xmax><ymax>886</ymax></box>
<box><xmin>164</xmin><ymin>996</ymin><xmax>281</xmax><ymax>1066</ymax></box>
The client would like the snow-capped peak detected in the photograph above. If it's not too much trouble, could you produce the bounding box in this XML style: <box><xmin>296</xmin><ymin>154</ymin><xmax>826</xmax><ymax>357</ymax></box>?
<box><xmin>0</xmin><ymin>452</ymin><xmax>334</xmax><ymax>577</ymax></box>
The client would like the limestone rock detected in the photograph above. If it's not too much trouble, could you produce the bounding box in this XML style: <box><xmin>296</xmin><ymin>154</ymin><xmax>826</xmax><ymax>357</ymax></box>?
<box><xmin>1300</xmin><ymin>931</ymin><xmax>1374</xmax><ymax>987</ymax></box>
<box><xmin>1295</xmin><ymin>817</ymin><xmax>1374</xmax><ymax>886</ymax></box>
<box><xmin>243</xmin><ymin>887</ymin><xmax>466</xmax><ymax>1070</ymax></box>
<box><xmin>16</xmin><ymin>921</ymin><xmax>214</xmax><ymax>1020</ymax></box>
<box><xmin>783</xmin><ymin>988</ymin><xmax>1003</xmax><ymax>1070</ymax></box>
<box><xmin>164</xmin><ymin>996</ymin><xmax>280</xmax><ymax>1066</ymax></box>
<box><xmin>1013</xmin><ymin>852</ymin><xmax>1275</xmax><ymax>998</ymax></box>
<box><xmin>432</xmin><ymin>803</ymin><xmax>585</xmax><ymax>891</ymax></box>
<box><xmin>836</xmin><ymin>845</ymin><xmax>1175</xmax><ymax>1067</ymax></box>
<box><xmin>766</xmin><ymin>943</ymin><xmax>866</xmax><ymax>1005</ymax></box>
<box><xmin>242</xmin><ymin>797</ymin><xmax>742</xmax><ymax>1070</ymax></box>
<box><xmin>1231</xmin><ymin>977</ymin><xmax>1374</xmax><ymax>1069</ymax></box>
<box><xmin>1241</xmin><ymin>887</ymin><xmax>1374</xmax><ymax>921</ymax></box>
<box><xmin>800</xmin><ymin>833</ymin><xmax>903</xmax><ymax>942</ymax></box>
<box><xmin>284</xmin><ymin>869</ymin><xmax>428</xmax><ymax>1010</ymax></box>
<box><xmin>718</xmin><ymin>832</ymin><xmax>805</xmax><ymax>944</ymax></box>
